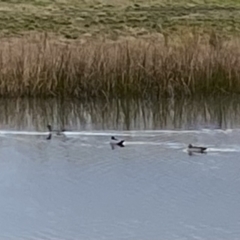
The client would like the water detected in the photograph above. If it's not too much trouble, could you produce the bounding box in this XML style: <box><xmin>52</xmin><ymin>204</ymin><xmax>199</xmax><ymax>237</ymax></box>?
<box><xmin>0</xmin><ymin>97</ymin><xmax>240</xmax><ymax>240</ymax></box>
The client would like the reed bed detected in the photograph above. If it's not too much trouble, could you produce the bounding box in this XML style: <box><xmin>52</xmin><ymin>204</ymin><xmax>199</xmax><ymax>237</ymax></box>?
<box><xmin>0</xmin><ymin>34</ymin><xmax>240</xmax><ymax>98</ymax></box>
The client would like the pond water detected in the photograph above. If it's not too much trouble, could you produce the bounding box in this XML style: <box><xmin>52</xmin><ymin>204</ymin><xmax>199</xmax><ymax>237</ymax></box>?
<box><xmin>0</xmin><ymin>97</ymin><xmax>240</xmax><ymax>240</ymax></box>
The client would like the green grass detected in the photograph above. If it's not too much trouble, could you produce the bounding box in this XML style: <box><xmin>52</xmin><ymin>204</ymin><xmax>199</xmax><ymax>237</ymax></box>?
<box><xmin>0</xmin><ymin>0</ymin><xmax>240</xmax><ymax>38</ymax></box>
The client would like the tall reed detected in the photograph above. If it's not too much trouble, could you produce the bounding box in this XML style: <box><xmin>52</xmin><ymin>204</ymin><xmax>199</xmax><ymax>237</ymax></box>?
<box><xmin>0</xmin><ymin>34</ymin><xmax>240</xmax><ymax>98</ymax></box>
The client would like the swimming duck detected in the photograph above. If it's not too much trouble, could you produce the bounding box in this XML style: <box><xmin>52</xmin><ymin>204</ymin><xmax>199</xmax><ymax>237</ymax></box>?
<box><xmin>110</xmin><ymin>136</ymin><xmax>125</xmax><ymax>150</ymax></box>
<box><xmin>188</xmin><ymin>144</ymin><xmax>207</xmax><ymax>154</ymax></box>
<box><xmin>47</xmin><ymin>124</ymin><xmax>66</xmax><ymax>137</ymax></box>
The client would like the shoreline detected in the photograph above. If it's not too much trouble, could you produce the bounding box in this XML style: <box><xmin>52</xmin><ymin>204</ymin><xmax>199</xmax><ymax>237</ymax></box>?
<box><xmin>0</xmin><ymin>0</ymin><xmax>240</xmax><ymax>98</ymax></box>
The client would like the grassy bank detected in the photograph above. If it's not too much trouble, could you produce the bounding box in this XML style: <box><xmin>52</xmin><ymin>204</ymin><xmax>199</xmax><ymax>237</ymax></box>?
<box><xmin>0</xmin><ymin>0</ymin><xmax>240</xmax><ymax>38</ymax></box>
<box><xmin>0</xmin><ymin>34</ymin><xmax>240</xmax><ymax>98</ymax></box>
<box><xmin>1</xmin><ymin>0</ymin><xmax>240</xmax><ymax>98</ymax></box>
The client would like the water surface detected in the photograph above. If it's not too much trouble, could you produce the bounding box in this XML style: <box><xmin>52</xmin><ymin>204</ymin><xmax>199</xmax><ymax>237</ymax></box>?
<box><xmin>0</xmin><ymin>97</ymin><xmax>240</xmax><ymax>240</ymax></box>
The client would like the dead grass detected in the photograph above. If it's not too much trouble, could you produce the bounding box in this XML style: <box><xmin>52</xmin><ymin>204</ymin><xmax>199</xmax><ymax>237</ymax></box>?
<box><xmin>0</xmin><ymin>33</ymin><xmax>240</xmax><ymax>98</ymax></box>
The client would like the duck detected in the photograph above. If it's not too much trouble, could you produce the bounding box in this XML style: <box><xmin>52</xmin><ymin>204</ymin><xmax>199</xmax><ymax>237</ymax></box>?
<box><xmin>188</xmin><ymin>144</ymin><xmax>207</xmax><ymax>154</ymax></box>
<box><xmin>110</xmin><ymin>136</ymin><xmax>125</xmax><ymax>150</ymax></box>
<box><xmin>47</xmin><ymin>124</ymin><xmax>66</xmax><ymax>137</ymax></box>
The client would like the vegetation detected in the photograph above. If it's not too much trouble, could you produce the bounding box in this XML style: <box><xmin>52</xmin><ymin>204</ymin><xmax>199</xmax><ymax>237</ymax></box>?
<box><xmin>0</xmin><ymin>0</ymin><xmax>240</xmax><ymax>98</ymax></box>
<box><xmin>0</xmin><ymin>34</ymin><xmax>240</xmax><ymax>98</ymax></box>
<box><xmin>0</xmin><ymin>0</ymin><xmax>240</xmax><ymax>38</ymax></box>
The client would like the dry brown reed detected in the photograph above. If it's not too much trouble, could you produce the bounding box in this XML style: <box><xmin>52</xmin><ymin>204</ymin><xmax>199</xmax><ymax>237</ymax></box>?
<box><xmin>0</xmin><ymin>34</ymin><xmax>240</xmax><ymax>98</ymax></box>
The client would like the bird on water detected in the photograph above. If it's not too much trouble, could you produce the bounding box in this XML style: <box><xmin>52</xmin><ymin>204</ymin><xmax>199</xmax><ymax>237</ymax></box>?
<box><xmin>110</xmin><ymin>136</ymin><xmax>125</xmax><ymax>150</ymax></box>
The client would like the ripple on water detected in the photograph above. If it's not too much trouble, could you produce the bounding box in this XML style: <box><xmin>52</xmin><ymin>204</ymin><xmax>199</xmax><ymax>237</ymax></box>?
<box><xmin>0</xmin><ymin>129</ymin><xmax>240</xmax><ymax>240</ymax></box>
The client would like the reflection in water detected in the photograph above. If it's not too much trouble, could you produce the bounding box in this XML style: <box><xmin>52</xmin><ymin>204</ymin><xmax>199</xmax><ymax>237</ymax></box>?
<box><xmin>0</xmin><ymin>97</ymin><xmax>240</xmax><ymax>131</ymax></box>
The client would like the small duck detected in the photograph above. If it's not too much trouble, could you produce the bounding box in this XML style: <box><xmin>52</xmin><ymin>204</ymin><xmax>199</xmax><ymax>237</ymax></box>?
<box><xmin>47</xmin><ymin>124</ymin><xmax>66</xmax><ymax>138</ymax></box>
<box><xmin>110</xmin><ymin>136</ymin><xmax>125</xmax><ymax>150</ymax></box>
<box><xmin>188</xmin><ymin>144</ymin><xmax>207</xmax><ymax>155</ymax></box>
